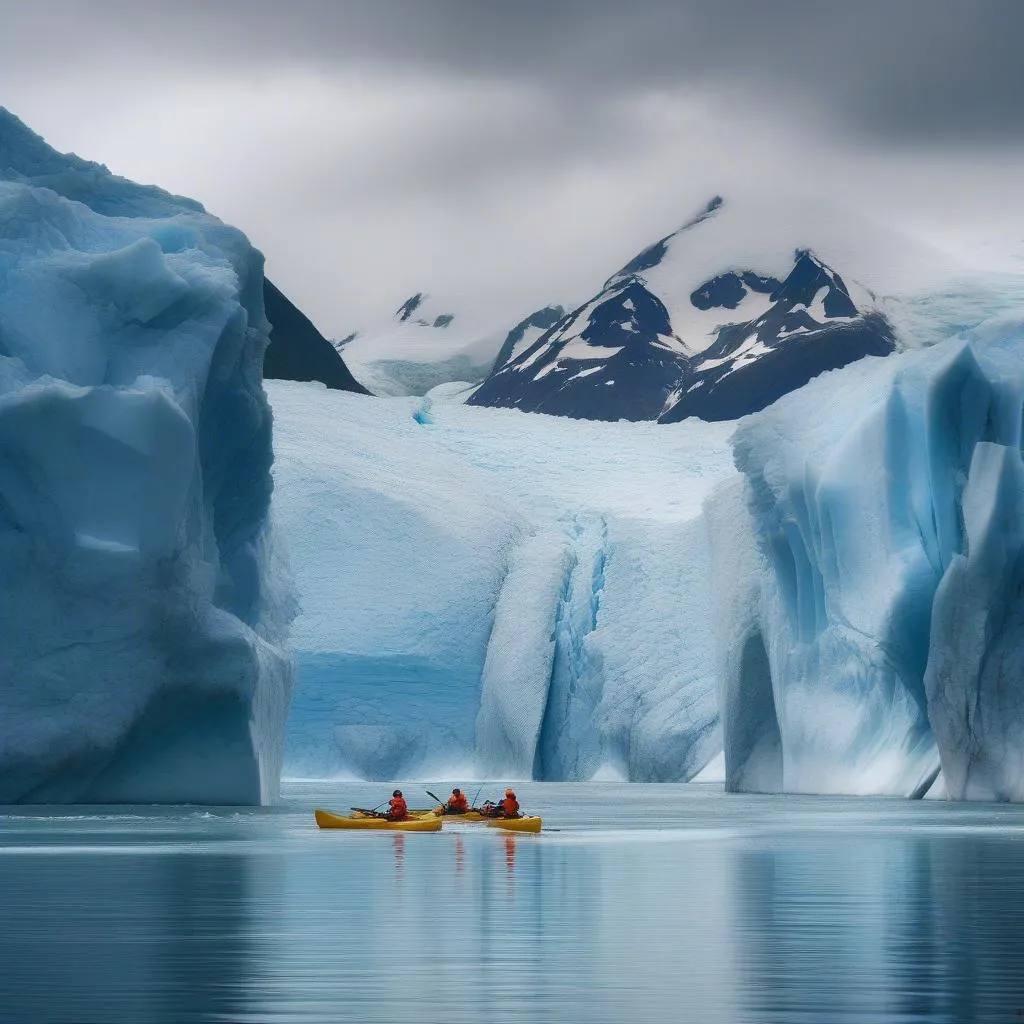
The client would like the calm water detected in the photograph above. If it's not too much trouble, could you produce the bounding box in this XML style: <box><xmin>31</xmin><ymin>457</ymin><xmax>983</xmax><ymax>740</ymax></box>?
<box><xmin>4</xmin><ymin>781</ymin><xmax>1024</xmax><ymax>1024</ymax></box>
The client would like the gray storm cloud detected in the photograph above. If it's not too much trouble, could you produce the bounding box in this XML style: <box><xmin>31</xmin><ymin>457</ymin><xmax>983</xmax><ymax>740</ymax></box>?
<box><xmin>1</xmin><ymin>1</ymin><xmax>1022</xmax><ymax>332</ymax></box>
<box><xmin>6</xmin><ymin>0</ymin><xmax>1024</xmax><ymax>140</ymax></box>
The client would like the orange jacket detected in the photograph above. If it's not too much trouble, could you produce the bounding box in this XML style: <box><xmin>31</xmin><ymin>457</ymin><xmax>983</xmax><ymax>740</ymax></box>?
<box><xmin>447</xmin><ymin>792</ymin><xmax>469</xmax><ymax>812</ymax></box>
<box><xmin>388</xmin><ymin>796</ymin><xmax>408</xmax><ymax>820</ymax></box>
<box><xmin>501</xmin><ymin>795</ymin><xmax>520</xmax><ymax>817</ymax></box>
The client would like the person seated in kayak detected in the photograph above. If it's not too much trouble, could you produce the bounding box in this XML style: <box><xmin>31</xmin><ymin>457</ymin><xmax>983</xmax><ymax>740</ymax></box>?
<box><xmin>445</xmin><ymin>788</ymin><xmax>469</xmax><ymax>814</ymax></box>
<box><xmin>479</xmin><ymin>790</ymin><xmax>521</xmax><ymax>817</ymax></box>
<box><xmin>386</xmin><ymin>790</ymin><xmax>408</xmax><ymax>821</ymax></box>
<box><xmin>500</xmin><ymin>789</ymin><xmax>521</xmax><ymax>818</ymax></box>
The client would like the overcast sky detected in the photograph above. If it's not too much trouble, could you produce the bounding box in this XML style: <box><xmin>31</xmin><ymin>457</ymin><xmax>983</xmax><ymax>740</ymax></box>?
<box><xmin>2</xmin><ymin>0</ymin><xmax>1023</xmax><ymax>334</ymax></box>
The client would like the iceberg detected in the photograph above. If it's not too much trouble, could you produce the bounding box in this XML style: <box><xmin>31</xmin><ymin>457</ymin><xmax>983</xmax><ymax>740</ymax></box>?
<box><xmin>0</xmin><ymin>110</ymin><xmax>292</xmax><ymax>804</ymax></box>
<box><xmin>715</xmin><ymin>308</ymin><xmax>1024</xmax><ymax>799</ymax></box>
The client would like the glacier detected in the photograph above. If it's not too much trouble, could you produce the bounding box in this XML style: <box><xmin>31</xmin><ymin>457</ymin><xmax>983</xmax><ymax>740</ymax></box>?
<box><xmin>0</xmin><ymin>110</ymin><xmax>292</xmax><ymax>804</ymax></box>
<box><xmin>714</xmin><ymin>310</ymin><xmax>1024</xmax><ymax>800</ymax></box>
<box><xmin>268</xmin><ymin>380</ymin><xmax>734</xmax><ymax>781</ymax></box>
<box><xmin>273</xmin><ymin>308</ymin><xmax>1024</xmax><ymax>800</ymax></box>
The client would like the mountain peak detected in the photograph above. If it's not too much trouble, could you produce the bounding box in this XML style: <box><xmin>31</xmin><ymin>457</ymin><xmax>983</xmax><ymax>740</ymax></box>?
<box><xmin>395</xmin><ymin>293</ymin><xmax>426</xmax><ymax>322</ymax></box>
<box><xmin>471</xmin><ymin>199</ymin><xmax>898</xmax><ymax>423</ymax></box>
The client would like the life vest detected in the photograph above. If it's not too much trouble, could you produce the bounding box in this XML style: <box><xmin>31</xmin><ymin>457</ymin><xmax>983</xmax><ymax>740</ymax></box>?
<box><xmin>447</xmin><ymin>792</ymin><xmax>469</xmax><ymax>812</ymax></box>
<box><xmin>388</xmin><ymin>796</ymin><xmax>408</xmax><ymax>820</ymax></box>
<box><xmin>501</xmin><ymin>796</ymin><xmax>520</xmax><ymax>817</ymax></box>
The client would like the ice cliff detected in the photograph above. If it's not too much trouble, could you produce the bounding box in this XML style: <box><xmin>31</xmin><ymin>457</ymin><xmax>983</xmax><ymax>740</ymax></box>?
<box><xmin>269</xmin><ymin>381</ymin><xmax>733</xmax><ymax>781</ymax></box>
<box><xmin>714</xmin><ymin>311</ymin><xmax>1024</xmax><ymax>800</ymax></box>
<box><xmin>272</xmin><ymin>308</ymin><xmax>1024</xmax><ymax>799</ymax></box>
<box><xmin>0</xmin><ymin>110</ymin><xmax>292</xmax><ymax>803</ymax></box>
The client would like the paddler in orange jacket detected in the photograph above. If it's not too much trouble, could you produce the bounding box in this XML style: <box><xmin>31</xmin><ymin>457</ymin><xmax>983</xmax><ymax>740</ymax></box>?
<box><xmin>386</xmin><ymin>789</ymin><xmax>408</xmax><ymax>820</ymax></box>
<box><xmin>500</xmin><ymin>788</ymin><xmax>520</xmax><ymax>818</ymax></box>
<box><xmin>446</xmin><ymin>788</ymin><xmax>470</xmax><ymax>814</ymax></box>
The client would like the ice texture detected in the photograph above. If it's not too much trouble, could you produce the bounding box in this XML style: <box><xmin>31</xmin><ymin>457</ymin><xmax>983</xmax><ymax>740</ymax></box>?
<box><xmin>268</xmin><ymin>380</ymin><xmax>735</xmax><ymax>781</ymax></box>
<box><xmin>716</xmin><ymin>309</ymin><xmax>1024</xmax><ymax>800</ymax></box>
<box><xmin>0</xmin><ymin>110</ymin><xmax>292</xmax><ymax>804</ymax></box>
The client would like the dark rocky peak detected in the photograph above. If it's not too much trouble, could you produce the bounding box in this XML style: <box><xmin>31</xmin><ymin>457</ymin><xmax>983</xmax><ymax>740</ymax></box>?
<box><xmin>690</xmin><ymin>270</ymin><xmax>781</xmax><ymax>311</ymax></box>
<box><xmin>606</xmin><ymin>196</ymin><xmax>724</xmax><ymax>289</ymax></box>
<box><xmin>770</xmin><ymin>250</ymin><xmax>859</xmax><ymax>318</ymax></box>
<box><xmin>395</xmin><ymin>293</ymin><xmax>425</xmax><ymax>322</ymax></box>
<box><xmin>491</xmin><ymin>304</ymin><xmax>566</xmax><ymax>372</ymax></box>
<box><xmin>580</xmin><ymin>280</ymin><xmax>674</xmax><ymax>352</ymax></box>
<box><xmin>262</xmin><ymin>280</ymin><xmax>370</xmax><ymax>394</ymax></box>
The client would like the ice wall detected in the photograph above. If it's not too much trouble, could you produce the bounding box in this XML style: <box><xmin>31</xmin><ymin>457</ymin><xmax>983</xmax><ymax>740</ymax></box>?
<box><xmin>0</xmin><ymin>110</ymin><xmax>292</xmax><ymax>803</ymax></box>
<box><xmin>268</xmin><ymin>381</ymin><xmax>735</xmax><ymax>782</ymax></box>
<box><xmin>717</xmin><ymin>315</ymin><xmax>1024</xmax><ymax>799</ymax></box>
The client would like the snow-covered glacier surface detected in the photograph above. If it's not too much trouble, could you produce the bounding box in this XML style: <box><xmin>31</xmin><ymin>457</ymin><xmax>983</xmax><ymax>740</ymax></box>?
<box><xmin>0</xmin><ymin>110</ymin><xmax>292</xmax><ymax>804</ymax></box>
<box><xmin>268</xmin><ymin>381</ymin><xmax>735</xmax><ymax>781</ymax></box>
<box><xmin>715</xmin><ymin>311</ymin><xmax>1024</xmax><ymax>800</ymax></box>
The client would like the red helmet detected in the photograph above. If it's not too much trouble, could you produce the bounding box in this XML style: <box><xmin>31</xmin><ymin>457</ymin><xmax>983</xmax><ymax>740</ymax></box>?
<box><xmin>505</xmin><ymin>789</ymin><xmax>515</xmax><ymax>797</ymax></box>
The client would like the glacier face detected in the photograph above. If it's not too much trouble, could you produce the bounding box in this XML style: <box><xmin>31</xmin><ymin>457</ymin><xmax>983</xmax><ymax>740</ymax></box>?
<box><xmin>0</xmin><ymin>110</ymin><xmax>292</xmax><ymax>804</ymax></box>
<box><xmin>271</xmin><ymin>305</ymin><xmax>1024</xmax><ymax>800</ymax></box>
<box><xmin>715</xmin><ymin>312</ymin><xmax>1024</xmax><ymax>800</ymax></box>
<box><xmin>268</xmin><ymin>380</ymin><xmax>735</xmax><ymax>782</ymax></box>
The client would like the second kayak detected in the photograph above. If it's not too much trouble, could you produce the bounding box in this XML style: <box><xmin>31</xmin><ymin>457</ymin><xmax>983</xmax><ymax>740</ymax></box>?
<box><xmin>314</xmin><ymin>809</ymin><xmax>443</xmax><ymax>831</ymax></box>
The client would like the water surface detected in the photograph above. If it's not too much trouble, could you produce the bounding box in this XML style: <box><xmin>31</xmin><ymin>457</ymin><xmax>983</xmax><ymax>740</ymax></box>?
<box><xmin>3</xmin><ymin>781</ymin><xmax>1024</xmax><ymax>1023</ymax></box>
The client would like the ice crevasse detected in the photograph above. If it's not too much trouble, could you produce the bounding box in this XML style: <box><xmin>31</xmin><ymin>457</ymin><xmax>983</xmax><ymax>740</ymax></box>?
<box><xmin>712</xmin><ymin>314</ymin><xmax>1024</xmax><ymax>800</ymax></box>
<box><xmin>0</xmin><ymin>110</ymin><xmax>292</xmax><ymax>803</ymax></box>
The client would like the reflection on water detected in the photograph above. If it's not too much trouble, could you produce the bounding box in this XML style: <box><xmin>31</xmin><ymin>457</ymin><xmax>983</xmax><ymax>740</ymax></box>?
<box><xmin>454</xmin><ymin>833</ymin><xmax>464</xmax><ymax>876</ymax></box>
<box><xmin>3</xmin><ymin>784</ymin><xmax>1024</xmax><ymax>1023</ymax></box>
<box><xmin>393</xmin><ymin>832</ymin><xmax>404</xmax><ymax>883</ymax></box>
<box><xmin>1</xmin><ymin>849</ymin><xmax>251</xmax><ymax>1023</ymax></box>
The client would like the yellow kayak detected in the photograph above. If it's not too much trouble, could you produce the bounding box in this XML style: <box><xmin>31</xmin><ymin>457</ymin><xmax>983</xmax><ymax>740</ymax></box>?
<box><xmin>315</xmin><ymin>809</ymin><xmax>443</xmax><ymax>832</ymax></box>
<box><xmin>486</xmin><ymin>816</ymin><xmax>543</xmax><ymax>834</ymax></box>
<box><xmin>349</xmin><ymin>806</ymin><xmax>542</xmax><ymax>831</ymax></box>
<box><xmin>424</xmin><ymin>807</ymin><xmax>541</xmax><ymax>829</ymax></box>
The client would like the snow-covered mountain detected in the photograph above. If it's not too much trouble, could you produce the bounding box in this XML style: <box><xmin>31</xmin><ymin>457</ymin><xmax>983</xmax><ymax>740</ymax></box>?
<box><xmin>338</xmin><ymin>292</ymin><xmax>510</xmax><ymax>396</ymax></box>
<box><xmin>470</xmin><ymin>195</ymin><xmax>981</xmax><ymax>422</ymax></box>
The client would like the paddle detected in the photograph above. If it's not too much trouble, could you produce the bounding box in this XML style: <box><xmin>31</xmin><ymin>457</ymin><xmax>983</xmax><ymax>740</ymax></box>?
<box><xmin>350</xmin><ymin>799</ymin><xmax>389</xmax><ymax>818</ymax></box>
<box><xmin>425</xmin><ymin>789</ymin><xmax>446</xmax><ymax>811</ymax></box>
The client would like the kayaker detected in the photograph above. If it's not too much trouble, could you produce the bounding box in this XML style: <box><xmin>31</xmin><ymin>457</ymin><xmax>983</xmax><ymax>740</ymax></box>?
<box><xmin>446</xmin><ymin>788</ymin><xmax>469</xmax><ymax>814</ymax></box>
<box><xmin>386</xmin><ymin>789</ymin><xmax>409</xmax><ymax>821</ymax></box>
<box><xmin>500</xmin><ymin>788</ymin><xmax>520</xmax><ymax>818</ymax></box>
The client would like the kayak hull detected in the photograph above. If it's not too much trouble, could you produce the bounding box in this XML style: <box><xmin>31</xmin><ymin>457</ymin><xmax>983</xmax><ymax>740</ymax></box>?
<box><xmin>424</xmin><ymin>809</ymin><xmax>488</xmax><ymax>821</ymax></box>
<box><xmin>486</xmin><ymin>816</ymin><xmax>543</xmax><ymax>834</ymax></box>
<box><xmin>315</xmin><ymin>809</ymin><xmax>443</xmax><ymax>831</ymax></box>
